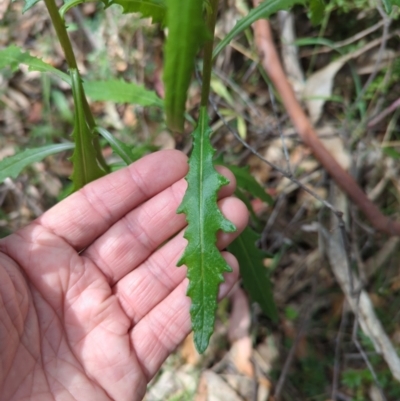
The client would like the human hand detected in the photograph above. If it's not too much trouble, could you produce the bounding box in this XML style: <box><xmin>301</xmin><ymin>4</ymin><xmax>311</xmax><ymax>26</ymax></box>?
<box><xmin>0</xmin><ymin>150</ymin><xmax>248</xmax><ymax>401</ymax></box>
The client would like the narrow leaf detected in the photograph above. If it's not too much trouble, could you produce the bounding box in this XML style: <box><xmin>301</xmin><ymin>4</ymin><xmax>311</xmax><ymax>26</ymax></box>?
<box><xmin>96</xmin><ymin>127</ymin><xmax>136</xmax><ymax>165</ymax></box>
<box><xmin>234</xmin><ymin>188</ymin><xmax>259</xmax><ymax>227</ymax></box>
<box><xmin>228</xmin><ymin>226</ymin><xmax>278</xmax><ymax>321</ymax></box>
<box><xmin>382</xmin><ymin>0</ymin><xmax>392</xmax><ymax>13</ymax></box>
<box><xmin>23</xmin><ymin>0</ymin><xmax>41</xmax><ymax>12</ymax></box>
<box><xmin>163</xmin><ymin>0</ymin><xmax>209</xmax><ymax>132</ymax></box>
<box><xmin>177</xmin><ymin>107</ymin><xmax>236</xmax><ymax>353</ymax></box>
<box><xmin>309</xmin><ymin>0</ymin><xmax>325</xmax><ymax>25</ymax></box>
<box><xmin>83</xmin><ymin>79</ymin><xmax>163</xmax><ymax>107</ymax></box>
<box><xmin>0</xmin><ymin>143</ymin><xmax>74</xmax><ymax>184</ymax></box>
<box><xmin>382</xmin><ymin>147</ymin><xmax>400</xmax><ymax>159</ymax></box>
<box><xmin>60</xmin><ymin>0</ymin><xmax>90</xmax><ymax>19</ymax></box>
<box><xmin>70</xmin><ymin>69</ymin><xmax>106</xmax><ymax>191</ymax></box>
<box><xmin>228</xmin><ymin>165</ymin><xmax>273</xmax><ymax>205</ymax></box>
<box><xmin>109</xmin><ymin>0</ymin><xmax>166</xmax><ymax>23</ymax></box>
<box><xmin>213</xmin><ymin>0</ymin><xmax>304</xmax><ymax>58</ymax></box>
<box><xmin>0</xmin><ymin>45</ymin><xmax>70</xmax><ymax>83</ymax></box>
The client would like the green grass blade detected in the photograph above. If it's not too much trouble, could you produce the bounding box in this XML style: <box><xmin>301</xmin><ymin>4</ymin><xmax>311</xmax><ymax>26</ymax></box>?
<box><xmin>213</xmin><ymin>0</ymin><xmax>303</xmax><ymax>58</ymax></box>
<box><xmin>163</xmin><ymin>0</ymin><xmax>208</xmax><ymax>132</ymax></box>
<box><xmin>83</xmin><ymin>79</ymin><xmax>163</xmax><ymax>107</ymax></box>
<box><xmin>0</xmin><ymin>143</ymin><xmax>74</xmax><ymax>184</ymax></box>
<box><xmin>177</xmin><ymin>107</ymin><xmax>236</xmax><ymax>353</ymax></box>
<box><xmin>228</xmin><ymin>226</ymin><xmax>278</xmax><ymax>321</ymax></box>
<box><xmin>109</xmin><ymin>0</ymin><xmax>166</xmax><ymax>23</ymax></box>
<box><xmin>70</xmin><ymin>69</ymin><xmax>106</xmax><ymax>191</ymax></box>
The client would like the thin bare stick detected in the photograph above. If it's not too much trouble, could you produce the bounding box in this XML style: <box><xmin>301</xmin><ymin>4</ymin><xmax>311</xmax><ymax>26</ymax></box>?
<box><xmin>352</xmin><ymin>319</ymin><xmax>388</xmax><ymax>401</ymax></box>
<box><xmin>268</xmin><ymin>85</ymin><xmax>293</xmax><ymax>176</ymax></box>
<box><xmin>331</xmin><ymin>302</ymin><xmax>349</xmax><ymax>401</ymax></box>
<box><xmin>300</xmin><ymin>20</ymin><xmax>386</xmax><ymax>57</ymax></box>
<box><xmin>262</xmin><ymin>194</ymin><xmax>285</xmax><ymax>246</ymax></box>
<box><xmin>209</xmin><ymin>97</ymin><xmax>344</xmax><ymax>218</ymax></box>
<box><xmin>274</xmin><ymin>273</ymin><xmax>317</xmax><ymax>399</ymax></box>
<box><xmin>252</xmin><ymin>4</ymin><xmax>400</xmax><ymax>236</ymax></box>
<box><xmin>368</xmin><ymin>97</ymin><xmax>400</xmax><ymax>127</ymax></box>
<box><xmin>352</xmin><ymin>5</ymin><xmax>391</xmax><ymax>110</ymax></box>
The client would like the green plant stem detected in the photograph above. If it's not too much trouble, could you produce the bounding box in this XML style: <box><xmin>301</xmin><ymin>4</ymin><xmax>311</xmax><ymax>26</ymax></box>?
<box><xmin>43</xmin><ymin>0</ymin><xmax>78</xmax><ymax>69</ymax></box>
<box><xmin>200</xmin><ymin>0</ymin><xmax>219</xmax><ymax>107</ymax></box>
<box><xmin>43</xmin><ymin>0</ymin><xmax>109</xmax><ymax>172</ymax></box>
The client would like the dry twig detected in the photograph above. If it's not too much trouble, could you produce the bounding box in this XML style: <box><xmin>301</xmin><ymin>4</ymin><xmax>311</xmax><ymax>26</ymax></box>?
<box><xmin>251</xmin><ymin>3</ymin><xmax>400</xmax><ymax>236</ymax></box>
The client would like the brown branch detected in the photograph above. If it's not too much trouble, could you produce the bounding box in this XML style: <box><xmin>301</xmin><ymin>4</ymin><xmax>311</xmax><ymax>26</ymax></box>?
<box><xmin>251</xmin><ymin>8</ymin><xmax>400</xmax><ymax>236</ymax></box>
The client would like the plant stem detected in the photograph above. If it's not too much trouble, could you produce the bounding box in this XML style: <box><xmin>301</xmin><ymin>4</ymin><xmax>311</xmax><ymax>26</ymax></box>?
<box><xmin>200</xmin><ymin>0</ymin><xmax>219</xmax><ymax>107</ymax></box>
<box><xmin>43</xmin><ymin>0</ymin><xmax>78</xmax><ymax>69</ymax></box>
<box><xmin>43</xmin><ymin>0</ymin><xmax>109</xmax><ymax>172</ymax></box>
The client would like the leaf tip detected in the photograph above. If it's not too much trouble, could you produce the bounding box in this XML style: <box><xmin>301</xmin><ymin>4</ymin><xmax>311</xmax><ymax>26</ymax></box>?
<box><xmin>194</xmin><ymin>332</ymin><xmax>210</xmax><ymax>354</ymax></box>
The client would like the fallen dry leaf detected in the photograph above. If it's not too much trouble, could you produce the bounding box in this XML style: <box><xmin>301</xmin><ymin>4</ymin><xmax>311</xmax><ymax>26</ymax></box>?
<box><xmin>228</xmin><ymin>287</ymin><xmax>251</xmax><ymax>342</ymax></box>
<box><xmin>278</xmin><ymin>10</ymin><xmax>305</xmax><ymax>97</ymax></box>
<box><xmin>230</xmin><ymin>337</ymin><xmax>254</xmax><ymax>377</ymax></box>
<box><xmin>181</xmin><ymin>332</ymin><xmax>201</xmax><ymax>366</ymax></box>
<box><xmin>303</xmin><ymin>58</ymin><xmax>348</xmax><ymax>124</ymax></box>
<box><xmin>153</xmin><ymin>131</ymin><xmax>176</xmax><ymax>150</ymax></box>
<box><xmin>303</xmin><ymin>38</ymin><xmax>391</xmax><ymax>123</ymax></box>
<box><xmin>317</xmin><ymin>125</ymin><xmax>351</xmax><ymax>170</ymax></box>
<box><xmin>223</xmin><ymin>374</ymin><xmax>256</xmax><ymax>400</ymax></box>
<box><xmin>195</xmin><ymin>370</ymin><xmax>243</xmax><ymax>401</ymax></box>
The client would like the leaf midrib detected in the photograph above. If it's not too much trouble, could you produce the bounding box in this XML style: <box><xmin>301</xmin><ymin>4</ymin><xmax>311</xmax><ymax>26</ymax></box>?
<box><xmin>199</xmin><ymin>111</ymin><xmax>206</xmax><ymax>342</ymax></box>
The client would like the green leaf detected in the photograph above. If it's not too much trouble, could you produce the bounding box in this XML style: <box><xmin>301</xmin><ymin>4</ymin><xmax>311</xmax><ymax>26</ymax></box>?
<box><xmin>284</xmin><ymin>305</ymin><xmax>298</xmax><ymax>320</ymax></box>
<box><xmin>309</xmin><ymin>0</ymin><xmax>325</xmax><ymax>25</ymax></box>
<box><xmin>0</xmin><ymin>143</ymin><xmax>74</xmax><ymax>184</ymax></box>
<box><xmin>177</xmin><ymin>107</ymin><xmax>236</xmax><ymax>353</ymax></box>
<box><xmin>163</xmin><ymin>0</ymin><xmax>209</xmax><ymax>132</ymax></box>
<box><xmin>0</xmin><ymin>45</ymin><xmax>70</xmax><ymax>83</ymax></box>
<box><xmin>227</xmin><ymin>165</ymin><xmax>273</xmax><ymax>205</ymax></box>
<box><xmin>213</xmin><ymin>0</ymin><xmax>304</xmax><ymax>58</ymax></box>
<box><xmin>0</xmin><ymin>47</ymin><xmax>163</xmax><ymax>108</ymax></box>
<box><xmin>60</xmin><ymin>0</ymin><xmax>92</xmax><ymax>19</ymax></box>
<box><xmin>83</xmin><ymin>79</ymin><xmax>163</xmax><ymax>107</ymax></box>
<box><xmin>22</xmin><ymin>0</ymin><xmax>41</xmax><ymax>12</ymax></box>
<box><xmin>382</xmin><ymin>147</ymin><xmax>400</xmax><ymax>159</ymax></box>
<box><xmin>210</xmin><ymin>78</ymin><xmax>234</xmax><ymax>107</ymax></box>
<box><xmin>234</xmin><ymin>188</ymin><xmax>259</xmax><ymax>227</ymax></box>
<box><xmin>70</xmin><ymin>69</ymin><xmax>106</xmax><ymax>191</ymax></box>
<box><xmin>228</xmin><ymin>226</ymin><xmax>278</xmax><ymax>321</ymax></box>
<box><xmin>109</xmin><ymin>0</ymin><xmax>166</xmax><ymax>23</ymax></box>
<box><xmin>382</xmin><ymin>0</ymin><xmax>392</xmax><ymax>13</ymax></box>
<box><xmin>96</xmin><ymin>127</ymin><xmax>136</xmax><ymax>165</ymax></box>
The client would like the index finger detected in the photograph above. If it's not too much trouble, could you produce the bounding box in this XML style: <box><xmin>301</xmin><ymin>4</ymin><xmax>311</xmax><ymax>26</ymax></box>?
<box><xmin>36</xmin><ymin>150</ymin><xmax>189</xmax><ymax>250</ymax></box>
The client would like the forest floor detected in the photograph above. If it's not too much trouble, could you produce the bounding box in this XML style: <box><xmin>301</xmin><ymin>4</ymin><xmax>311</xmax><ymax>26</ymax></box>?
<box><xmin>1</xmin><ymin>1</ymin><xmax>400</xmax><ymax>400</ymax></box>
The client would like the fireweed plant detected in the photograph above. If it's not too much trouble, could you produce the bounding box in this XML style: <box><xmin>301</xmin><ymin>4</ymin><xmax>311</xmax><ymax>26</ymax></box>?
<box><xmin>2</xmin><ymin>0</ymin><xmax>395</xmax><ymax>352</ymax></box>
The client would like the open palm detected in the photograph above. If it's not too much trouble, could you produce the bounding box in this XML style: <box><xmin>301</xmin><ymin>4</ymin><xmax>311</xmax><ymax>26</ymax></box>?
<box><xmin>0</xmin><ymin>150</ymin><xmax>248</xmax><ymax>401</ymax></box>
